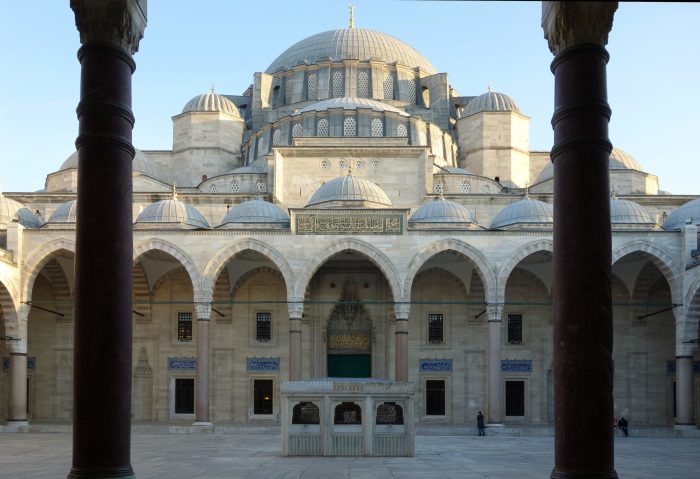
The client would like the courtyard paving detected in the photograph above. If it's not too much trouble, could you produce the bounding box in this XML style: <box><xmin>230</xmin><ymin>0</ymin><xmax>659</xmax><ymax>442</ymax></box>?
<box><xmin>0</xmin><ymin>431</ymin><xmax>698</xmax><ymax>478</ymax></box>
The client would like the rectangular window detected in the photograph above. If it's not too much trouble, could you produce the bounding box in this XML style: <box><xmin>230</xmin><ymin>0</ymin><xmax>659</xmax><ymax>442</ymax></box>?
<box><xmin>175</xmin><ymin>378</ymin><xmax>194</xmax><ymax>414</ymax></box>
<box><xmin>428</xmin><ymin>313</ymin><xmax>444</xmax><ymax>344</ymax></box>
<box><xmin>253</xmin><ymin>379</ymin><xmax>273</xmax><ymax>415</ymax></box>
<box><xmin>505</xmin><ymin>380</ymin><xmax>525</xmax><ymax>416</ymax></box>
<box><xmin>256</xmin><ymin>312</ymin><xmax>272</xmax><ymax>342</ymax></box>
<box><xmin>425</xmin><ymin>380</ymin><xmax>445</xmax><ymax>416</ymax></box>
<box><xmin>507</xmin><ymin>314</ymin><xmax>522</xmax><ymax>344</ymax></box>
<box><xmin>177</xmin><ymin>312</ymin><xmax>193</xmax><ymax>342</ymax></box>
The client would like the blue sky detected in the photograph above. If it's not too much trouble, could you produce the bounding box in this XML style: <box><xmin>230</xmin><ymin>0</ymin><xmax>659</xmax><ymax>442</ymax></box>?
<box><xmin>1</xmin><ymin>1</ymin><xmax>698</xmax><ymax>194</ymax></box>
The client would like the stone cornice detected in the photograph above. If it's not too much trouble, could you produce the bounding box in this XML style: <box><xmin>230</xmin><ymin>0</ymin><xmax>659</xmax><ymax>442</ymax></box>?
<box><xmin>71</xmin><ymin>0</ymin><xmax>147</xmax><ymax>55</ymax></box>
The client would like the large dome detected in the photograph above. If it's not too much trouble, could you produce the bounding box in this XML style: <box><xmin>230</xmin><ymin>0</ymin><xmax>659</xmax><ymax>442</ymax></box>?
<box><xmin>490</xmin><ymin>196</ymin><xmax>554</xmax><ymax>229</ymax></box>
<box><xmin>298</xmin><ymin>97</ymin><xmax>410</xmax><ymax>116</ymax></box>
<box><xmin>463</xmin><ymin>91</ymin><xmax>520</xmax><ymax>116</ymax></box>
<box><xmin>663</xmin><ymin>198</ymin><xmax>700</xmax><ymax>230</ymax></box>
<box><xmin>307</xmin><ymin>174</ymin><xmax>392</xmax><ymax>208</ymax></box>
<box><xmin>265</xmin><ymin>28</ymin><xmax>437</xmax><ymax>74</ymax></box>
<box><xmin>220</xmin><ymin>200</ymin><xmax>290</xmax><ymax>227</ymax></box>
<box><xmin>60</xmin><ymin>149</ymin><xmax>164</xmax><ymax>181</ymax></box>
<box><xmin>534</xmin><ymin>147</ymin><xmax>643</xmax><ymax>184</ymax></box>
<box><xmin>410</xmin><ymin>198</ymin><xmax>476</xmax><ymax>224</ymax></box>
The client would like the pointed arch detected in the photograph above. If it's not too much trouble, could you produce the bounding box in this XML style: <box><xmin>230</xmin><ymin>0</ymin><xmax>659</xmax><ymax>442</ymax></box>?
<box><xmin>22</xmin><ymin>237</ymin><xmax>76</xmax><ymax>301</ymax></box>
<box><xmin>404</xmin><ymin>239</ymin><xmax>496</xmax><ymax>303</ymax></box>
<box><xmin>0</xmin><ymin>277</ymin><xmax>19</xmax><ymax>338</ymax></box>
<box><xmin>679</xmin><ymin>275</ymin><xmax>700</xmax><ymax>354</ymax></box>
<box><xmin>497</xmin><ymin>239</ymin><xmax>554</xmax><ymax>301</ymax></box>
<box><xmin>294</xmin><ymin>238</ymin><xmax>401</xmax><ymax>301</ymax></box>
<box><xmin>203</xmin><ymin>238</ymin><xmax>294</xmax><ymax>303</ymax></box>
<box><xmin>133</xmin><ymin>238</ymin><xmax>201</xmax><ymax>295</ymax></box>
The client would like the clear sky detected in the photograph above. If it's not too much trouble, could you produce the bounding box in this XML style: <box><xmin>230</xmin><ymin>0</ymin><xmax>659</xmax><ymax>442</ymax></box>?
<box><xmin>1</xmin><ymin>1</ymin><xmax>698</xmax><ymax>194</ymax></box>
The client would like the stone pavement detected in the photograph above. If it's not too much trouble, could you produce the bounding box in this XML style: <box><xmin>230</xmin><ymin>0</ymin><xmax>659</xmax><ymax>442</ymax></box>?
<box><xmin>0</xmin><ymin>432</ymin><xmax>698</xmax><ymax>478</ymax></box>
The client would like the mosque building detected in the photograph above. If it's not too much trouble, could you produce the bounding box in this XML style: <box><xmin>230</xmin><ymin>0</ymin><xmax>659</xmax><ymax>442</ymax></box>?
<box><xmin>1</xmin><ymin>17</ymin><xmax>699</xmax><ymax>430</ymax></box>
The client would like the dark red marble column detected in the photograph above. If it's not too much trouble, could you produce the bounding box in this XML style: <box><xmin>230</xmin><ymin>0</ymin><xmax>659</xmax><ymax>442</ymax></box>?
<box><xmin>550</xmin><ymin>43</ymin><xmax>617</xmax><ymax>479</ymax></box>
<box><xmin>68</xmin><ymin>37</ymin><xmax>137</xmax><ymax>479</ymax></box>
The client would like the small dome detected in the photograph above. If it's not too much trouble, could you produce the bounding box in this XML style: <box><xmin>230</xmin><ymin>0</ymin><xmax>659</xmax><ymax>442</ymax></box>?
<box><xmin>490</xmin><ymin>196</ymin><xmax>554</xmax><ymax>229</ymax></box>
<box><xmin>534</xmin><ymin>148</ymin><xmax>644</xmax><ymax>184</ymax></box>
<box><xmin>298</xmin><ymin>97</ymin><xmax>410</xmax><ymax>117</ymax></box>
<box><xmin>0</xmin><ymin>194</ymin><xmax>44</xmax><ymax>228</ymax></box>
<box><xmin>663</xmin><ymin>198</ymin><xmax>700</xmax><ymax>230</ymax></box>
<box><xmin>463</xmin><ymin>91</ymin><xmax>520</xmax><ymax>116</ymax></box>
<box><xmin>307</xmin><ymin>175</ymin><xmax>392</xmax><ymax>208</ymax></box>
<box><xmin>610</xmin><ymin>197</ymin><xmax>655</xmax><ymax>225</ymax></box>
<box><xmin>410</xmin><ymin>198</ymin><xmax>475</xmax><ymax>223</ymax></box>
<box><xmin>220</xmin><ymin>200</ymin><xmax>290</xmax><ymax>226</ymax></box>
<box><xmin>181</xmin><ymin>91</ymin><xmax>241</xmax><ymax>117</ymax></box>
<box><xmin>15</xmin><ymin>208</ymin><xmax>45</xmax><ymax>228</ymax></box>
<box><xmin>47</xmin><ymin>200</ymin><xmax>78</xmax><ymax>223</ymax></box>
<box><xmin>265</xmin><ymin>28</ymin><xmax>437</xmax><ymax>74</ymax></box>
<box><xmin>136</xmin><ymin>197</ymin><xmax>209</xmax><ymax>228</ymax></box>
<box><xmin>59</xmin><ymin>149</ymin><xmax>164</xmax><ymax>181</ymax></box>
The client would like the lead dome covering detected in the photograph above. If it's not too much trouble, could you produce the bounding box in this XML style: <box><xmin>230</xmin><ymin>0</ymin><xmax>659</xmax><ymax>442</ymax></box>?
<box><xmin>307</xmin><ymin>175</ymin><xmax>392</xmax><ymax>208</ymax></box>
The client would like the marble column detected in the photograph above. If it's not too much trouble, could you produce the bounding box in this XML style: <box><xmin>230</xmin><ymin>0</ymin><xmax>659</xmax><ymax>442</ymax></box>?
<box><xmin>543</xmin><ymin>3</ymin><xmax>618</xmax><ymax>478</ymax></box>
<box><xmin>69</xmin><ymin>1</ymin><xmax>146</xmax><ymax>478</ymax></box>
<box><xmin>675</xmin><ymin>355</ymin><xmax>695</xmax><ymax>428</ymax></box>
<box><xmin>194</xmin><ymin>303</ymin><xmax>212</xmax><ymax>425</ymax></box>
<box><xmin>394</xmin><ymin>303</ymin><xmax>410</xmax><ymax>382</ymax></box>
<box><xmin>487</xmin><ymin>304</ymin><xmax>503</xmax><ymax>425</ymax></box>
<box><xmin>288</xmin><ymin>301</ymin><xmax>304</xmax><ymax>381</ymax></box>
<box><xmin>7</xmin><ymin>344</ymin><xmax>28</xmax><ymax>425</ymax></box>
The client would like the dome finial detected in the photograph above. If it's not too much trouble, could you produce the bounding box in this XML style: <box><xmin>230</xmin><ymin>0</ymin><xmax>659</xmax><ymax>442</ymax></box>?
<box><xmin>348</xmin><ymin>3</ymin><xmax>355</xmax><ymax>29</ymax></box>
<box><xmin>610</xmin><ymin>188</ymin><xmax>617</xmax><ymax>199</ymax></box>
<box><xmin>347</xmin><ymin>164</ymin><xmax>353</xmax><ymax>176</ymax></box>
<box><xmin>210</xmin><ymin>83</ymin><xmax>215</xmax><ymax>94</ymax></box>
<box><xmin>524</xmin><ymin>183</ymin><xmax>530</xmax><ymax>199</ymax></box>
<box><xmin>172</xmin><ymin>182</ymin><xmax>179</xmax><ymax>200</ymax></box>
<box><xmin>487</xmin><ymin>83</ymin><xmax>492</xmax><ymax>93</ymax></box>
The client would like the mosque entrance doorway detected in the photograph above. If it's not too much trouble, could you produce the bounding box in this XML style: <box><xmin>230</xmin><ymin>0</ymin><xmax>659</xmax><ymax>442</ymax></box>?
<box><xmin>327</xmin><ymin>277</ymin><xmax>372</xmax><ymax>378</ymax></box>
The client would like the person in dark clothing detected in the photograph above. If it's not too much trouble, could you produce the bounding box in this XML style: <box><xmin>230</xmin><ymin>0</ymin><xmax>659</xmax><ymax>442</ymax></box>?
<box><xmin>477</xmin><ymin>411</ymin><xmax>486</xmax><ymax>436</ymax></box>
<box><xmin>617</xmin><ymin>417</ymin><xmax>628</xmax><ymax>436</ymax></box>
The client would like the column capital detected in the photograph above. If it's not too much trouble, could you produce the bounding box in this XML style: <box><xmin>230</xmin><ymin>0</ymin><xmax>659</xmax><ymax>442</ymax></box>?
<box><xmin>487</xmin><ymin>304</ymin><xmax>503</xmax><ymax>322</ymax></box>
<box><xmin>71</xmin><ymin>0</ymin><xmax>147</xmax><ymax>55</ymax></box>
<box><xmin>194</xmin><ymin>302</ymin><xmax>211</xmax><ymax>321</ymax></box>
<box><xmin>542</xmin><ymin>1</ymin><xmax>618</xmax><ymax>55</ymax></box>
<box><xmin>394</xmin><ymin>302</ymin><xmax>410</xmax><ymax>320</ymax></box>
<box><xmin>288</xmin><ymin>301</ymin><xmax>304</xmax><ymax>319</ymax></box>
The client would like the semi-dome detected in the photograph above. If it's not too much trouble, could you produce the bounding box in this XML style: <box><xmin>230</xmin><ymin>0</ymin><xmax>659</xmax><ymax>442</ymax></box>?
<box><xmin>490</xmin><ymin>195</ymin><xmax>554</xmax><ymax>229</ymax></box>
<box><xmin>59</xmin><ymin>149</ymin><xmax>164</xmax><ymax>180</ymax></box>
<box><xmin>410</xmin><ymin>198</ymin><xmax>475</xmax><ymax>224</ymax></box>
<box><xmin>181</xmin><ymin>91</ymin><xmax>241</xmax><ymax>117</ymax></box>
<box><xmin>663</xmin><ymin>198</ymin><xmax>700</xmax><ymax>230</ymax></box>
<box><xmin>463</xmin><ymin>90</ymin><xmax>520</xmax><ymax>117</ymax></box>
<box><xmin>307</xmin><ymin>174</ymin><xmax>392</xmax><ymax>208</ymax></box>
<box><xmin>219</xmin><ymin>200</ymin><xmax>290</xmax><ymax>227</ymax></box>
<box><xmin>0</xmin><ymin>194</ymin><xmax>44</xmax><ymax>228</ymax></box>
<box><xmin>298</xmin><ymin>97</ymin><xmax>410</xmax><ymax>117</ymax></box>
<box><xmin>136</xmin><ymin>196</ymin><xmax>209</xmax><ymax>229</ymax></box>
<box><xmin>610</xmin><ymin>197</ymin><xmax>655</xmax><ymax>225</ymax></box>
<box><xmin>534</xmin><ymin>147</ymin><xmax>644</xmax><ymax>184</ymax></box>
<box><xmin>265</xmin><ymin>28</ymin><xmax>437</xmax><ymax>74</ymax></box>
<box><xmin>47</xmin><ymin>200</ymin><xmax>77</xmax><ymax>223</ymax></box>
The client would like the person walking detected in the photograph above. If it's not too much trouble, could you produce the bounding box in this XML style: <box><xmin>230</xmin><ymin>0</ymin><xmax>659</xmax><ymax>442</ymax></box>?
<box><xmin>477</xmin><ymin>411</ymin><xmax>486</xmax><ymax>436</ymax></box>
<box><xmin>617</xmin><ymin>417</ymin><xmax>628</xmax><ymax>436</ymax></box>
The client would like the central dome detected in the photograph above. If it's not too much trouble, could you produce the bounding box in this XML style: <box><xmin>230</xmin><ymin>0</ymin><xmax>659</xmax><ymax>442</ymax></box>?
<box><xmin>265</xmin><ymin>28</ymin><xmax>437</xmax><ymax>74</ymax></box>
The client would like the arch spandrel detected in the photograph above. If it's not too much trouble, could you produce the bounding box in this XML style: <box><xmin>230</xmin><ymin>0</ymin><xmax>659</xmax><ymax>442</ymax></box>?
<box><xmin>21</xmin><ymin>238</ymin><xmax>76</xmax><ymax>301</ymax></box>
<box><xmin>203</xmin><ymin>238</ymin><xmax>294</xmax><ymax>303</ymax></box>
<box><xmin>294</xmin><ymin>238</ymin><xmax>401</xmax><ymax>302</ymax></box>
<box><xmin>403</xmin><ymin>239</ymin><xmax>496</xmax><ymax>304</ymax></box>
<box><xmin>0</xmin><ymin>277</ymin><xmax>19</xmax><ymax>338</ymax></box>
<box><xmin>496</xmin><ymin>239</ymin><xmax>554</xmax><ymax>301</ymax></box>
<box><xmin>133</xmin><ymin>238</ymin><xmax>201</xmax><ymax>294</ymax></box>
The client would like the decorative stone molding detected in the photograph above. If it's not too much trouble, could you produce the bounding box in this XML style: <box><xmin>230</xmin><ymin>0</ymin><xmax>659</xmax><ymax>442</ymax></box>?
<box><xmin>394</xmin><ymin>302</ymin><xmax>410</xmax><ymax>320</ymax></box>
<box><xmin>288</xmin><ymin>301</ymin><xmax>304</xmax><ymax>319</ymax></box>
<box><xmin>487</xmin><ymin>304</ymin><xmax>503</xmax><ymax>323</ymax></box>
<box><xmin>71</xmin><ymin>0</ymin><xmax>147</xmax><ymax>55</ymax></box>
<box><xmin>541</xmin><ymin>2</ymin><xmax>618</xmax><ymax>55</ymax></box>
<box><xmin>194</xmin><ymin>302</ymin><xmax>211</xmax><ymax>320</ymax></box>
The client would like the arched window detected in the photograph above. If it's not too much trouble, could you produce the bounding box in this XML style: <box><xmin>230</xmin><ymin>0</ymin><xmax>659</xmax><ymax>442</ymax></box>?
<box><xmin>371</xmin><ymin>118</ymin><xmax>383</xmax><ymax>137</ymax></box>
<box><xmin>256</xmin><ymin>180</ymin><xmax>267</xmax><ymax>193</ymax></box>
<box><xmin>292</xmin><ymin>123</ymin><xmax>303</xmax><ymax>137</ymax></box>
<box><xmin>358</xmin><ymin>71</ymin><xmax>370</xmax><ymax>98</ymax></box>
<box><xmin>460</xmin><ymin>181</ymin><xmax>470</xmax><ymax>193</ymax></box>
<box><xmin>383</xmin><ymin>72</ymin><xmax>394</xmax><ymax>100</ymax></box>
<box><xmin>272</xmin><ymin>85</ymin><xmax>281</xmax><ymax>108</ymax></box>
<box><xmin>209</xmin><ymin>183</ymin><xmax>217</xmax><ymax>193</ymax></box>
<box><xmin>422</xmin><ymin>86</ymin><xmax>430</xmax><ymax>108</ymax></box>
<box><xmin>285</xmin><ymin>79</ymin><xmax>294</xmax><ymax>105</ymax></box>
<box><xmin>397</xmin><ymin>123</ymin><xmax>408</xmax><ymax>138</ymax></box>
<box><xmin>434</xmin><ymin>182</ymin><xmax>444</xmax><ymax>194</ymax></box>
<box><xmin>332</xmin><ymin>71</ymin><xmax>344</xmax><ymax>98</ymax></box>
<box><xmin>343</xmin><ymin>117</ymin><xmax>357</xmax><ymax>137</ymax></box>
<box><xmin>334</xmin><ymin>402</ymin><xmax>362</xmax><ymax>425</ymax></box>
<box><xmin>317</xmin><ymin>118</ymin><xmax>329</xmax><ymax>137</ymax></box>
<box><xmin>406</xmin><ymin>79</ymin><xmax>417</xmax><ymax>104</ymax></box>
<box><xmin>376</xmin><ymin>402</ymin><xmax>404</xmax><ymax>425</ymax></box>
<box><xmin>272</xmin><ymin>129</ymin><xmax>282</xmax><ymax>145</ymax></box>
<box><xmin>292</xmin><ymin>402</ymin><xmax>320</xmax><ymax>424</ymax></box>
<box><xmin>230</xmin><ymin>180</ymin><xmax>239</xmax><ymax>193</ymax></box>
<box><xmin>258</xmin><ymin>135</ymin><xmax>269</xmax><ymax>156</ymax></box>
<box><xmin>307</xmin><ymin>73</ymin><xmax>318</xmax><ymax>100</ymax></box>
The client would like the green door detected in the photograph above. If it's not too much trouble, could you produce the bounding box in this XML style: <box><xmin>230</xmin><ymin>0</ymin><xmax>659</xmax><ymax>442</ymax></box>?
<box><xmin>327</xmin><ymin>354</ymin><xmax>371</xmax><ymax>378</ymax></box>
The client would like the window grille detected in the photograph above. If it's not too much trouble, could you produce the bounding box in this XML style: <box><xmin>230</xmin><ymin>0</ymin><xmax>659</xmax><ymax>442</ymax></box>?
<box><xmin>371</xmin><ymin>118</ymin><xmax>383</xmax><ymax>137</ymax></box>
<box><xmin>460</xmin><ymin>181</ymin><xmax>470</xmax><ymax>193</ymax></box>
<box><xmin>376</xmin><ymin>402</ymin><xmax>404</xmax><ymax>425</ymax></box>
<box><xmin>230</xmin><ymin>180</ymin><xmax>239</xmax><ymax>193</ymax></box>
<box><xmin>285</xmin><ymin>79</ymin><xmax>294</xmax><ymax>105</ymax></box>
<box><xmin>425</xmin><ymin>380</ymin><xmax>445</xmax><ymax>415</ymax></box>
<box><xmin>177</xmin><ymin>312</ymin><xmax>192</xmax><ymax>342</ymax></box>
<box><xmin>209</xmin><ymin>184</ymin><xmax>217</xmax><ymax>193</ymax></box>
<box><xmin>307</xmin><ymin>73</ymin><xmax>318</xmax><ymax>100</ymax></box>
<box><xmin>507</xmin><ymin>314</ymin><xmax>523</xmax><ymax>344</ymax></box>
<box><xmin>434</xmin><ymin>182</ymin><xmax>444</xmax><ymax>194</ymax></box>
<box><xmin>354</xmin><ymin>160</ymin><xmax>364</xmax><ymax>170</ymax></box>
<box><xmin>428</xmin><ymin>313</ymin><xmax>444</xmax><ymax>343</ymax></box>
<box><xmin>334</xmin><ymin>402</ymin><xmax>362</xmax><ymax>424</ymax></box>
<box><xmin>358</xmin><ymin>71</ymin><xmax>369</xmax><ymax>98</ymax></box>
<box><xmin>397</xmin><ymin>123</ymin><xmax>408</xmax><ymax>137</ymax></box>
<box><xmin>338</xmin><ymin>159</ymin><xmax>348</xmax><ymax>170</ymax></box>
<box><xmin>292</xmin><ymin>123</ymin><xmax>303</xmax><ymax>137</ymax></box>
<box><xmin>383</xmin><ymin>72</ymin><xmax>394</xmax><ymax>100</ymax></box>
<box><xmin>371</xmin><ymin>160</ymin><xmax>380</xmax><ymax>169</ymax></box>
<box><xmin>292</xmin><ymin>402</ymin><xmax>320</xmax><ymax>424</ymax></box>
<box><xmin>343</xmin><ymin>117</ymin><xmax>357</xmax><ymax>137</ymax></box>
<box><xmin>481</xmin><ymin>184</ymin><xmax>491</xmax><ymax>194</ymax></box>
<box><xmin>272</xmin><ymin>129</ymin><xmax>282</xmax><ymax>145</ymax></box>
<box><xmin>332</xmin><ymin>71</ymin><xmax>344</xmax><ymax>98</ymax></box>
<box><xmin>320</xmin><ymin>160</ymin><xmax>330</xmax><ymax>169</ymax></box>
<box><xmin>174</xmin><ymin>378</ymin><xmax>194</xmax><ymax>414</ymax></box>
<box><xmin>317</xmin><ymin>118</ymin><xmax>329</xmax><ymax>137</ymax></box>
<box><xmin>505</xmin><ymin>381</ymin><xmax>525</xmax><ymax>416</ymax></box>
<box><xmin>256</xmin><ymin>180</ymin><xmax>267</xmax><ymax>194</ymax></box>
<box><xmin>253</xmin><ymin>379</ymin><xmax>273</xmax><ymax>415</ymax></box>
<box><xmin>256</xmin><ymin>312</ymin><xmax>271</xmax><ymax>341</ymax></box>
<box><xmin>406</xmin><ymin>79</ymin><xmax>417</xmax><ymax>104</ymax></box>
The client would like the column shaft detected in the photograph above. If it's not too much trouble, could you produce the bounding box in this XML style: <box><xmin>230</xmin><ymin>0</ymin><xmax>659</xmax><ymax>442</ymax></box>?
<box><xmin>394</xmin><ymin>304</ymin><xmax>410</xmax><ymax>382</ymax></box>
<box><xmin>288</xmin><ymin>302</ymin><xmax>303</xmax><ymax>381</ymax></box>
<box><xmin>551</xmin><ymin>44</ymin><xmax>616</xmax><ymax>478</ymax></box>
<box><xmin>675</xmin><ymin>356</ymin><xmax>695</xmax><ymax>426</ymax></box>
<box><xmin>487</xmin><ymin>307</ymin><xmax>502</xmax><ymax>425</ymax></box>
<box><xmin>195</xmin><ymin>318</ymin><xmax>210</xmax><ymax>423</ymax></box>
<box><xmin>69</xmin><ymin>43</ymin><xmax>135</xmax><ymax>479</ymax></box>
<box><xmin>8</xmin><ymin>352</ymin><xmax>28</xmax><ymax>422</ymax></box>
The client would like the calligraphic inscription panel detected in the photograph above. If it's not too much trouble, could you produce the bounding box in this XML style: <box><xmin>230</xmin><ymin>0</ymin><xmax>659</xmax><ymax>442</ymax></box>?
<box><xmin>296</xmin><ymin>214</ymin><xmax>403</xmax><ymax>235</ymax></box>
<box><xmin>328</xmin><ymin>332</ymin><xmax>370</xmax><ymax>352</ymax></box>
<box><xmin>419</xmin><ymin>359</ymin><xmax>453</xmax><ymax>372</ymax></box>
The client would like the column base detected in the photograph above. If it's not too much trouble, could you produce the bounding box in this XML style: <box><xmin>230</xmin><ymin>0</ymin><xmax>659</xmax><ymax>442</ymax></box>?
<box><xmin>673</xmin><ymin>424</ymin><xmax>697</xmax><ymax>431</ymax></box>
<box><xmin>486</xmin><ymin>423</ymin><xmax>504</xmax><ymax>427</ymax></box>
<box><xmin>192</xmin><ymin>421</ymin><xmax>214</xmax><ymax>427</ymax></box>
<box><xmin>190</xmin><ymin>421</ymin><xmax>214</xmax><ymax>433</ymax></box>
<box><xmin>68</xmin><ymin>466</ymin><xmax>135</xmax><ymax>479</ymax></box>
<box><xmin>551</xmin><ymin>470</ymin><xmax>618</xmax><ymax>479</ymax></box>
<box><xmin>2</xmin><ymin>420</ymin><xmax>29</xmax><ymax>432</ymax></box>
